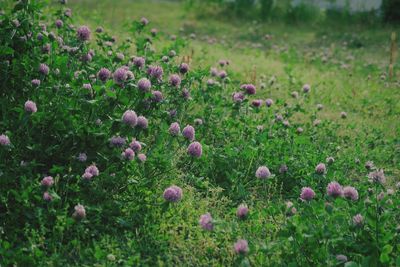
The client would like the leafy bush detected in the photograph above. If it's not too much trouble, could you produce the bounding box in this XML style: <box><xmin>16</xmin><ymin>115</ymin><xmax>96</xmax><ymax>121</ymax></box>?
<box><xmin>260</xmin><ymin>0</ymin><xmax>274</xmax><ymax>20</ymax></box>
<box><xmin>232</xmin><ymin>0</ymin><xmax>256</xmax><ymax>16</ymax></box>
<box><xmin>284</xmin><ymin>3</ymin><xmax>322</xmax><ymax>24</ymax></box>
<box><xmin>382</xmin><ymin>0</ymin><xmax>400</xmax><ymax>23</ymax></box>
<box><xmin>187</xmin><ymin>0</ymin><xmax>399</xmax><ymax>26</ymax></box>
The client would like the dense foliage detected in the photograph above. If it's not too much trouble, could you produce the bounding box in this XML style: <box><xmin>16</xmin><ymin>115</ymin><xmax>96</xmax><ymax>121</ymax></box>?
<box><xmin>0</xmin><ymin>0</ymin><xmax>399</xmax><ymax>266</ymax></box>
<box><xmin>382</xmin><ymin>0</ymin><xmax>400</xmax><ymax>23</ymax></box>
<box><xmin>187</xmin><ymin>0</ymin><xmax>392</xmax><ymax>24</ymax></box>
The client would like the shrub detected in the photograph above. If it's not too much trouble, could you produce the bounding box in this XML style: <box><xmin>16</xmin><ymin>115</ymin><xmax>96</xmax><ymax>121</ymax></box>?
<box><xmin>284</xmin><ymin>3</ymin><xmax>322</xmax><ymax>24</ymax></box>
<box><xmin>382</xmin><ymin>0</ymin><xmax>400</xmax><ymax>23</ymax></box>
<box><xmin>260</xmin><ymin>0</ymin><xmax>274</xmax><ymax>20</ymax></box>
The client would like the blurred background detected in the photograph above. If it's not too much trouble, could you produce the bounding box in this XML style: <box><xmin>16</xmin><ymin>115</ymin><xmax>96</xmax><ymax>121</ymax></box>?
<box><xmin>184</xmin><ymin>0</ymin><xmax>399</xmax><ymax>24</ymax></box>
<box><xmin>63</xmin><ymin>0</ymin><xmax>399</xmax><ymax>72</ymax></box>
<box><xmin>67</xmin><ymin>0</ymin><xmax>400</xmax><ymax>25</ymax></box>
<box><xmin>187</xmin><ymin>0</ymin><xmax>400</xmax><ymax>24</ymax></box>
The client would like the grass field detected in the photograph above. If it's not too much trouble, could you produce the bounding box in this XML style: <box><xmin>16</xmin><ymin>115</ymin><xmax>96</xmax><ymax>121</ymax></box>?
<box><xmin>66</xmin><ymin>0</ymin><xmax>400</xmax><ymax>171</ymax></box>
<box><xmin>1</xmin><ymin>0</ymin><xmax>399</xmax><ymax>265</ymax></box>
<box><xmin>67</xmin><ymin>0</ymin><xmax>400</xmax><ymax>139</ymax></box>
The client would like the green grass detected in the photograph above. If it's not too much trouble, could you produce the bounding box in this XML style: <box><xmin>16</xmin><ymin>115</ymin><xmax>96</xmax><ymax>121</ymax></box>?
<box><xmin>1</xmin><ymin>1</ymin><xmax>399</xmax><ymax>265</ymax></box>
<box><xmin>67</xmin><ymin>0</ymin><xmax>400</xmax><ymax>140</ymax></box>
<box><xmin>64</xmin><ymin>0</ymin><xmax>400</xmax><ymax>186</ymax></box>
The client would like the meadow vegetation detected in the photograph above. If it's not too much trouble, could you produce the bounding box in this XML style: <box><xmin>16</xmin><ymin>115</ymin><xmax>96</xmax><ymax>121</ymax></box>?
<box><xmin>0</xmin><ymin>0</ymin><xmax>399</xmax><ymax>266</ymax></box>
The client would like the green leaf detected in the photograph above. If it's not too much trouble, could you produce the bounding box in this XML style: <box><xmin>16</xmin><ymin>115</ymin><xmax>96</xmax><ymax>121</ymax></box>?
<box><xmin>380</xmin><ymin>253</ymin><xmax>390</xmax><ymax>263</ymax></box>
<box><xmin>93</xmin><ymin>85</ymin><xmax>102</xmax><ymax>93</ymax></box>
<box><xmin>382</xmin><ymin>244</ymin><xmax>393</xmax><ymax>254</ymax></box>
<box><xmin>379</xmin><ymin>245</ymin><xmax>393</xmax><ymax>263</ymax></box>
<box><xmin>105</xmin><ymin>89</ymin><xmax>116</xmax><ymax>99</ymax></box>
<box><xmin>344</xmin><ymin>262</ymin><xmax>359</xmax><ymax>267</ymax></box>
<box><xmin>0</xmin><ymin>46</ymin><xmax>14</xmax><ymax>55</ymax></box>
<box><xmin>105</xmin><ymin>80</ymin><xmax>114</xmax><ymax>89</ymax></box>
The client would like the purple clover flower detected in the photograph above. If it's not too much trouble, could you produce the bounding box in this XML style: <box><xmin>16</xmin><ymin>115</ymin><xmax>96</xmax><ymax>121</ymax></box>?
<box><xmin>234</xmin><ymin>239</ymin><xmax>249</xmax><ymax>255</ymax></box>
<box><xmin>115</xmin><ymin>53</ymin><xmax>125</xmax><ymax>61</ymax></box>
<box><xmin>232</xmin><ymin>92</ymin><xmax>245</xmax><ymax>103</ymax></box>
<box><xmin>343</xmin><ymin>186</ymin><xmax>359</xmax><ymax>201</ymax></box>
<box><xmin>182</xmin><ymin>125</ymin><xmax>195</xmax><ymax>141</ymax></box>
<box><xmin>210</xmin><ymin>67</ymin><xmax>218</xmax><ymax>77</ymax></box>
<box><xmin>72</xmin><ymin>204</ymin><xmax>86</xmax><ymax>220</ymax></box>
<box><xmin>0</xmin><ymin>134</ymin><xmax>11</xmax><ymax>146</ymax></box>
<box><xmin>39</xmin><ymin>63</ymin><xmax>49</xmax><ymax>75</ymax></box>
<box><xmin>187</xmin><ymin>141</ymin><xmax>202</xmax><ymax>157</ymax></box>
<box><xmin>24</xmin><ymin>100</ymin><xmax>37</xmax><ymax>113</ymax></box>
<box><xmin>113</xmin><ymin>67</ymin><xmax>128</xmax><ymax>85</ymax></box>
<box><xmin>303</xmin><ymin>84</ymin><xmax>311</xmax><ymax>93</ymax></box>
<box><xmin>279</xmin><ymin>164</ymin><xmax>288</xmax><ymax>174</ymax></box>
<box><xmin>179</xmin><ymin>63</ymin><xmax>189</xmax><ymax>74</ymax></box>
<box><xmin>218</xmin><ymin>70</ymin><xmax>227</xmax><ymax>79</ymax></box>
<box><xmin>82</xmin><ymin>164</ymin><xmax>99</xmax><ymax>180</ymax></box>
<box><xmin>169</xmin><ymin>74</ymin><xmax>181</xmax><ymax>87</ymax></box>
<box><xmin>137</xmin><ymin>116</ymin><xmax>148</xmax><ymax>129</ymax></box>
<box><xmin>109</xmin><ymin>136</ymin><xmax>126</xmax><ymax>147</ymax></box>
<box><xmin>315</xmin><ymin>163</ymin><xmax>326</xmax><ymax>174</ymax></box>
<box><xmin>265</xmin><ymin>98</ymin><xmax>273</xmax><ymax>107</ymax></box>
<box><xmin>81</xmin><ymin>53</ymin><xmax>92</xmax><ymax>62</ymax></box>
<box><xmin>122</xmin><ymin>110</ymin><xmax>138</xmax><ymax>127</ymax></box>
<box><xmin>140</xmin><ymin>17</ymin><xmax>149</xmax><ymax>25</ymax></box>
<box><xmin>199</xmin><ymin>213</ymin><xmax>213</xmax><ymax>231</ymax></box>
<box><xmin>55</xmin><ymin>19</ymin><xmax>63</xmax><ymax>28</ymax></box>
<box><xmin>41</xmin><ymin>176</ymin><xmax>54</xmax><ymax>187</ymax></box>
<box><xmin>256</xmin><ymin>166</ymin><xmax>271</xmax><ymax>179</ymax></box>
<box><xmin>241</xmin><ymin>84</ymin><xmax>256</xmax><ymax>95</ymax></box>
<box><xmin>236</xmin><ymin>204</ymin><xmax>249</xmax><ymax>219</ymax></box>
<box><xmin>77</xmin><ymin>153</ymin><xmax>87</xmax><ymax>162</ymax></box>
<box><xmin>133</xmin><ymin>56</ymin><xmax>145</xmax><ymax>68</ymax></box>
<box><xmin>368</xmin><ymin>170</ymin><xmax>385</xmax><ymax>184</ymax></box>
<box><xmin>43</xmin><ymin>192</ymin><xmax>53</xmax><ymax>202</ymax></box>
<box><xmin>182</xmin><ymin>88</ymin><xmax>190</xmax><ymax>100</ymax></box>
<box><xmin>152</xmin><ymin>90</ymin><xmax>163</xmax><ymax>102</ymax></box>
<box><xmin>163</xmin><ymin>185</ymin><xmax>182</xmax><ymax>202</ymax></box>
<box><xmin>137</xmin><ymin>153</ymin><xmax>147</xmax><ymax>162</ymax></box>
<box><xmin>97</xmin><ymin>68</ymin><xmax>111</xmax><ymax>82</ymax></box>
<box><xmin>169</xmin><ymin>122</ymin><xmax>180</xmax><ymax>136</ymax></box>
<box><xmin>300</xmin><ymin>187</ymin><xmax>315</xmax><ymax>201</ymax></box>
<box><xmin>77</xmin><ymin>26</ymin><xmax>91</xmax><ymax>41</ymax></box>
<box><xmin>31</xmin><ymin>79</ymin><xmax>41</xmax><ymax>87</ymax></box>
<box><xmin>147</xmin><ymin>65</ymin><xmax>163</xmax><ymax>80</ymax></box>
<box><xmin>251</xmin><ymin>99</ymin><xmax>262</xmax><ymax>107</ymax></box>
<box><xmin>326</xmin><ymin>181</ymin><xmax>344</xmax><ymax>198</ymax></box>
<box><xmin>353</xmin><ymin>214</ymin><xmax>363</xmax><ymax>226</ymax></box>
<box><xmin>122</xmin><ymin>148</ymin><xmax>135</xmax><ymax>160</ymax></box>
<box><xmin>64</xmin><ymin>8</ymin><xmax>72</xmax><ymax>17</ymax></box>
<box><xmin>138</xmin><ymin>78</ymin><xmax>151</xmax><ymax>92</ymax></box>
<box><xmin>83</xmin><ymin>83</ymin><xmax>92</xmax><ymax>91</ymax></box>
<box><xmin>129</xmin><ymin>139</ymin><xmax>142</xmax><ymax>152</ymax></box>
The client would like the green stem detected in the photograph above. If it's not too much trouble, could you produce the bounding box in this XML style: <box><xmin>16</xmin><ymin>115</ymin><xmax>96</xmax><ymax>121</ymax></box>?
<box><xmin>375</xmin><ymin>183</ymin><xmax>379</xmax><ymax>265</ymax></box>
